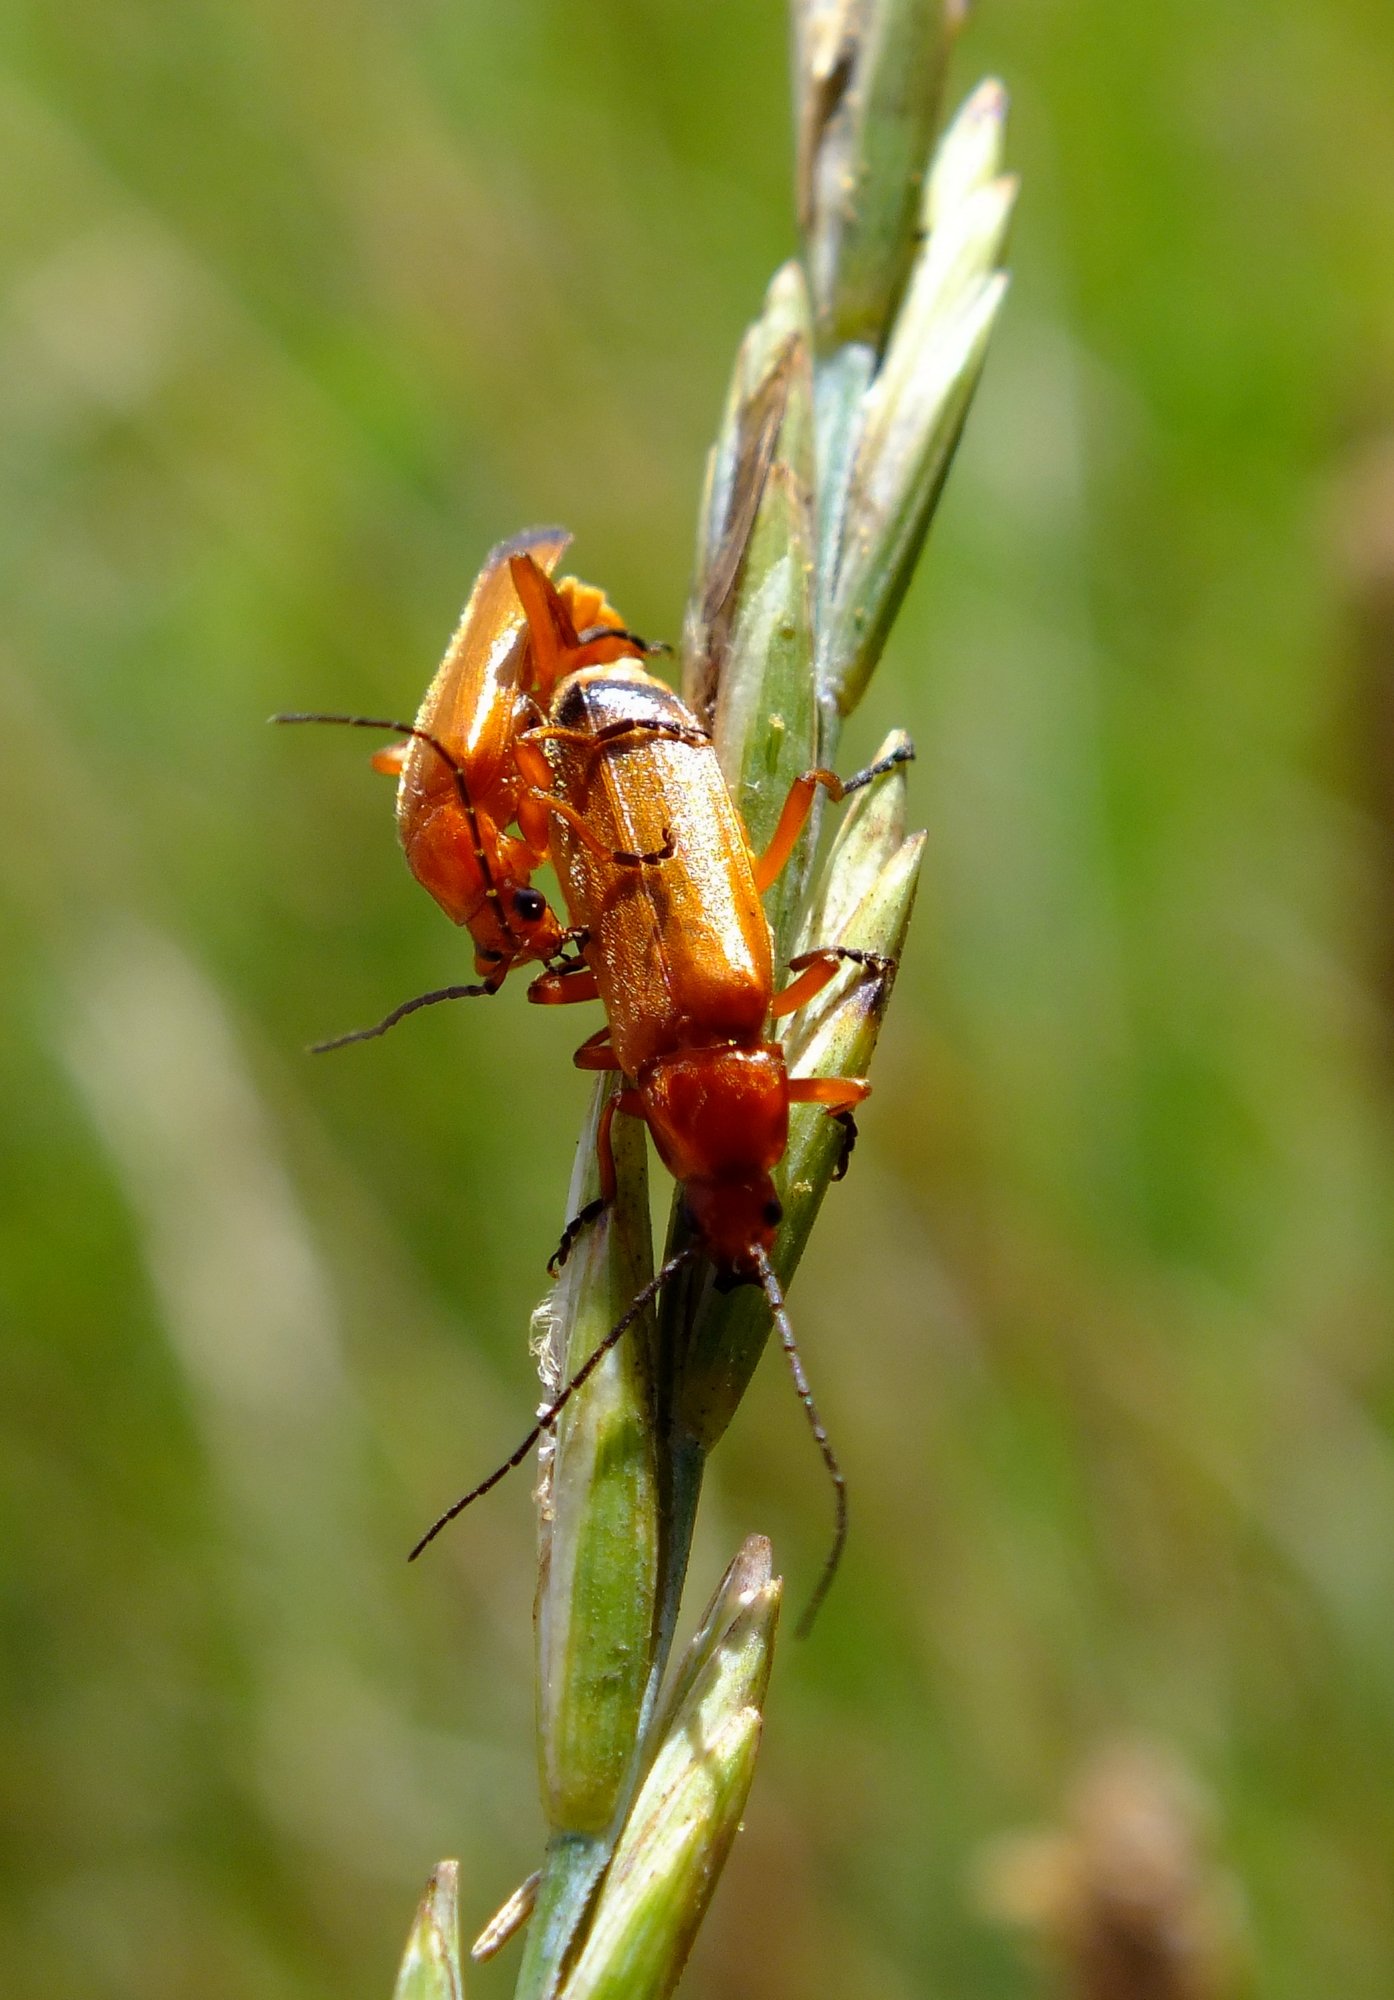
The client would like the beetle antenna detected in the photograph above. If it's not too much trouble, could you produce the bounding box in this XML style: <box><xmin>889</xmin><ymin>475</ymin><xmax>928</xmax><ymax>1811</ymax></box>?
<box><xmin>271</xmin><ymin>711</ymin><xmax>467</xmax><ymax>783</ymax></box>
<box><xmin>839</xmin><ymin>733</ymin><xmax>916</xmax><ymax>795</ymax></box>
<box><xmin>272</xmin><ymin>712</ymin><xmax>523</xmax><ymax>939</ymax></box>
<box><xmin>407</xmin><ymin>1244</ymin><xmax>700</xmax><ymax>1562</ymax></box>
<box><xmin>309</xmin><ymin>980</ymin><xmax>502</xmax><ymax>1054</ymax></box>
<box><xmin>753</xmin><ymin>1245</ymin><xmax>847</xmax><ymax>1638</ymax></box>
<box><xmin>574</xmin><ymin>623</ymin><xmax>672</xmax><ymax>658</ymax></box>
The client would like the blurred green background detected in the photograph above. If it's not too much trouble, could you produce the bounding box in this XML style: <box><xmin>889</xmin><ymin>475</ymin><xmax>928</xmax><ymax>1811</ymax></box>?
<box><xmin>3</xmin><ymin>0</ymin><xmax>1394</xmax><ymax>1995</ymax></box>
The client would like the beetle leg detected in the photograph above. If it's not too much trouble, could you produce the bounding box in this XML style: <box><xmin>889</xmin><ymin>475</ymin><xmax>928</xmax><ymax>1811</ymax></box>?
<box><xmin>753</xmin><ymin>769</ymin><xmax>842</xmax><ymax>893</ymax></box>
<box><xmin>514</xmin><ymin>812</ymin><xmax>552</xmax><ymax>867</ymax></box>
<box><xmin>547</xmin><ymin>1085</ymin><xmax>644</xmax><ymax>1276</ymax></box>
<box><xmin>510</xmin><ymin>553</ymin><xmax>568</xmax><ymax>690</ymax></box>
<box><xmin>511</xmin><ymin>553</ymin><xmax>656</xmax><ymax>697</ymax></box>
<box><xmin>519</xmin><ymin>723</ymin><xmax>588</xmax><ymax>749</ymax></box>
<box><xmin>545</xmin><ymin>794</ymin><xmax>673</xmax><ymax>868</ymax></box>
<box><xmin>837</xmin><ymin>736</ymin><xmax>917</xmax><ymax>794</ymax></box>
<box><xmin>786</xmin><ymin>1072</ymin><xmax>871</xmax><ymax>1181</ymax></box>
<box><xmin>588</xmin><ymin>716</ymin><xmax>709</xmax><ymax>752</ymax></box>
<box><xmin>511</xmin><ymin>553</ymin><xmax>645</xmax><ymax>676</ymax></box>
<box><xmin>506</xmin><ymin>731</ymin><xmax>566</xmax><ymax>863</ymax></box>
<box><xmin>522</xmin><ymin>717</ymin><xmax>708</xmax><ymax>755</ymax></box>
<box><xmin>568</xmin><ymin>625</ymin><xmax>665</xmax><ymax>666</ymax></box>
<box><xmin>572</xmin><ymin>1025</ymin><xmax>620</xmax><ymax>1069</ymax></box>
<box><xmin>513</xmin><ymin>791</ymin><xmax>554</xmax><ymax>865</ymax></box>
<box><xmin>829</xmin><ymin>1110</ymin><xmax>859</xmax><ymax>1181</ymax></box>
<box><xmin>769</xmin><ymin>946</ymin><xmax>896</xmax><ymax>1018</ymax></box>
<box><xmin>528</xmin><ymin>961</ymin><xmax>600</xmax><ymax>1006</ymax></box>
<box><xmin>576</xmin><ymin>623</ymin><xmax>670</xmax><ymax>659</ymax></box>
<box><xmin>785</xmin><ymin>1073</ymin><xmax>871</xmax><ymax>1113</ymax></box>
<box><xmin>541</xmin><ymin>927</ymin><xmax>590</xmax><ymax>974</ymax></box>
<box><xmin>752</xmin><ymin>738</ymin><xmax>916</xmax><ymax>894</ymax></box>
<box><xmin>516</xmin><ymin>734</ymin><xmax>625</xmax><ymax>868</ymax></box>
<box><xmin>514</xmin><ymin>731</ymin><xmax>556</xmax><ymax>791</ymax></box>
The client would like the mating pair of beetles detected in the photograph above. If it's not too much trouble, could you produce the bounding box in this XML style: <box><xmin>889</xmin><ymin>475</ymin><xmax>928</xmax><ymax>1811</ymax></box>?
<box><xmin>281</xmin><ymin>526</ymin><xmax>911</xmax><ymax>1617</ymax></box>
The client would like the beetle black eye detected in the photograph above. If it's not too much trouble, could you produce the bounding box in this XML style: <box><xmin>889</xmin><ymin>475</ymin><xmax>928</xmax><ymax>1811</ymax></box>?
<box><xmin>763</xmin><ymin>1198</ymin><xmax>783</xmax><ymax>1227</ymax></box>
<box><xmin>513</xmin><ymin>888</ymin><xmax>547</xmax><ymax>923</ymax></box>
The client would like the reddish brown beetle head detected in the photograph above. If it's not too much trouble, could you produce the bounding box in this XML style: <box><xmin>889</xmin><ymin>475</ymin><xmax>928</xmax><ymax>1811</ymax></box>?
<box><xmin>401</xmin><ymin>795</ymin><xmax>564</xmax><ymax>971</ymax></box>
<box><xmin>468</xmin><ymin>873</ymin><xmax>565</xmax><ymax>977</ymax></box>
<box><xmin>681</xmin><ymin>1174</ymin><xmax>784</xmax><ymax>1281</ymax></box>
<box><xmin>639</xmin><ymin>1045</ymin><xmax>788</xmax><ymax>1280</ymax></box>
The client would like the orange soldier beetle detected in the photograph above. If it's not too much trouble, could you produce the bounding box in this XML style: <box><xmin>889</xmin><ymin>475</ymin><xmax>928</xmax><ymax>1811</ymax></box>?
<box><xmin>275</xmin><ymin>527</ymin><xmax>669</xmax><ymax>1049</ymax></box>
<box><xmin>409</xmin><ymin>552</ymin><xmax>913</xmax><ymax>1629</ymax></box>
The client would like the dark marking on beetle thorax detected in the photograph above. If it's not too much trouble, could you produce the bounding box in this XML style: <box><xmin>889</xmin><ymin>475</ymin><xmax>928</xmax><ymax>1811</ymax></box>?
<box><xmin>554</xmin><ymin>671</ymin><xmax>689</xmax><ymax>736</ymax></box>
